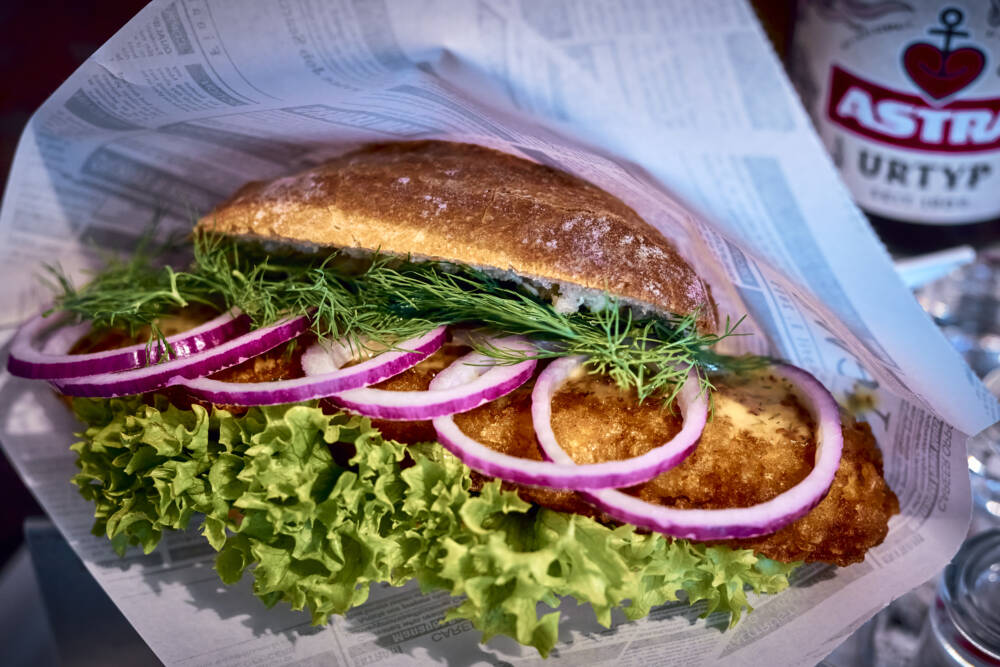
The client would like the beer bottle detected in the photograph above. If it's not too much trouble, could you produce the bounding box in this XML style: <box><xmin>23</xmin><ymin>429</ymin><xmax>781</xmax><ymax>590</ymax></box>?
<box><xmin>792</xmin><ymin>1</ymin><xmax>1000</xmax><ymax>254</ymax></box>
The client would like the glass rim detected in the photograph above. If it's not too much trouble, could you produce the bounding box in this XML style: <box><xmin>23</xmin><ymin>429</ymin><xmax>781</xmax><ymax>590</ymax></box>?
<box><xmin>940</xmin><ymin>530</ymin><xmax>1000</xmax><ymax>660</ymax></box>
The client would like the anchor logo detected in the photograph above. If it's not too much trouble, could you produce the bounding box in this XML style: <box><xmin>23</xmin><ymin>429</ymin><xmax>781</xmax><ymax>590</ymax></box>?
<box><xmin>902</xmin><ymin>7</ymin><xmax>987</xmax><ymax>102</ymax></box>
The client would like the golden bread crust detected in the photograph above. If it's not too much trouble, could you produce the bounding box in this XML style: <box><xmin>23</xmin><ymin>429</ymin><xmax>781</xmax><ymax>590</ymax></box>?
<box><xmin>197</xmin><ymin>141</ymin><xmax>718</xmax><ymax>332</ymax></box>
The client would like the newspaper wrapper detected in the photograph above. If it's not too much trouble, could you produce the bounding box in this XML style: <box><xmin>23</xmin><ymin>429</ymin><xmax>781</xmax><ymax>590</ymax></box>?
<box><xmin>0</xmin><ymin>1</ymin><xmax>996</xmax><ymax>665</ymax></box>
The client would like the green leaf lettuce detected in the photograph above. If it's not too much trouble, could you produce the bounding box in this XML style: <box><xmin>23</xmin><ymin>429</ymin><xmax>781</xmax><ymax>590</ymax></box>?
<box><xmin>70</xmin><ymin>396</ymin><xmax>798</xmax><ymax>657</ymax></box>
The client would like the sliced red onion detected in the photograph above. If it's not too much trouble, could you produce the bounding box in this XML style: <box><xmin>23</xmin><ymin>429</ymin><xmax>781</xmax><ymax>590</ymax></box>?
<box><xmin>575</xmin><ymin>363</ymin><xmax>844</xmax><ymax>540</ymax></box>
<box><xmin>530</xmin><ymin>356</ymin><xmax>707</xmax><ymax>487</ymax></box>
<box><xmin>175</xmin><ymin>326</ymin><xmax>447</xmax><ymax>406</ymax></box>
<box><xmin>8</xmin><ymin>309</ymin><xmax>250</xmax><ymax>380</ymax></box>
<box><xmin>329</xmin><ymin>338</ymin><xmax>536</xmax><ymax>420</ymax></box>
<box><xmin>432</xmin><ymin>356</ymin><xmax>706</xmax><ymax>489</ymax></box>
<box><xmin>300</xmin><ymin>337</ymin><xmax>356</xmax><ymax>375</ymax></box>
<box><xmin>52</xmin><ymin>316</ymin><xmax>309</xmax><ymax>398</ymax></box>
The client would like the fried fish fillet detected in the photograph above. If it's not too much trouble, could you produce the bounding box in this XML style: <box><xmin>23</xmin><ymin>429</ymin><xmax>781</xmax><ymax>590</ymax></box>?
<box><xmin>201</xmin><ymin>339</ymin><xmax>897</xmax><ymax>567</ymax></box>
<box><xmin>364</xmin><ymin>345</ymin><xmax>899</xmax><ymax>567</ymax></box>
<box><xmin>78</xmin><ymin>321</ymin><xmax>898</xmax><ymax>567</ymax></box>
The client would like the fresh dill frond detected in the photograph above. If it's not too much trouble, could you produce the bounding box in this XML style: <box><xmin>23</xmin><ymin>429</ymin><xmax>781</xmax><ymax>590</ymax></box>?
<box><xmin>696</xmin><ymin>347</ymin><xmax>773</xmax><ymax>375</ymax></box>
<box><xmin>358</xmin><ymin>259</ymin><xmax>579</xmax><ymax>340</ymax></box>
<box><xmin>42</xmin><ymin>226</ymin><xmax>221</xmax><ymax>346</ymax></box>
<box><xmin>188</xmin><ymin>235</ymin><xmax>432</xmax><ymax>352</ymax></box>
<box><xmin>46</xmin><ymin>232</ymin><xmax>752</xmax><ymax>403</ymax></box>
<box><xmin>349</xmin><ymin>258</ymin><xmax>733</xmax><ymax>402</ymax></box>
<box><xmin>469</xmin><ymin>306</ymin><xmax>739</xmax><ymax>403</ymax></box>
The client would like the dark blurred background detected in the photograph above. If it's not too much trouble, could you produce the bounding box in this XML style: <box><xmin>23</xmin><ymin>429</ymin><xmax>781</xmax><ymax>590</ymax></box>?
<box><xmin>0</xmin><ymin>0</ymin><xmax>148</xmax><ymax>573</ymax></box>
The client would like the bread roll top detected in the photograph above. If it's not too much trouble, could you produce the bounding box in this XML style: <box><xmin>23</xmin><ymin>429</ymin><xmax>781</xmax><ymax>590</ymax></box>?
<box><xmin>197</xmin><ymin>141</ymin><xmax>718</xmax><ymax>332</ymax></box>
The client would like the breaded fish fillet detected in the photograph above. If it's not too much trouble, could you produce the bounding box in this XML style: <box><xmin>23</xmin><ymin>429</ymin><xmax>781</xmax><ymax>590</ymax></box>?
<box><xmin>365</xmin><ymin>345</ymin><xmax>899</xmax><ymax>566</ymax></box>
<box><xmin>202</xmin><ymin>340</ymin><xmax>897</xmax><ymax>567</ymax></box>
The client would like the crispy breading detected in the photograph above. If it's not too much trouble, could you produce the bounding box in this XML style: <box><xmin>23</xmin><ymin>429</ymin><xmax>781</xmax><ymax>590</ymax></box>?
<box><xmin>362</xmin><ymin>346</ymin><xmax>898</xmax><ymax>566</ymax></box>
<box><xmin>210</xmin><ymin>341</ymin><xmax>898</xmax><ymax>566</ymax></box>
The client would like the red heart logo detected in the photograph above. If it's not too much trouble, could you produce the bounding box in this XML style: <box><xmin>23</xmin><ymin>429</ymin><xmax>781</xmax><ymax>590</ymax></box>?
<box><xmin>903</xmin><ymin>43</ymin><xmax>986</xmax><ymax>100</ymax></box>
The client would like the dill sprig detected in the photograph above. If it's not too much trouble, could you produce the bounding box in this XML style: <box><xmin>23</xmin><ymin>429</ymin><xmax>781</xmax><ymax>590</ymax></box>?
<box><xmin>42</xmin><ymin>228</ymin><xmax>220</xmax><ymax>350</ymax></box>
<box><xmin>45</xmin><ymin>233</ymin><xmax>746</xmax><ymax>402</ymax></box>
<box><xmin>357</xmin><ymin>261</ymin><xmax>735</xmax><ymax>402</ymax></box>
<box><xmin>188</xmin><ymin>235</ymin><xmax>432</xmax><ymax>349</ymax></box>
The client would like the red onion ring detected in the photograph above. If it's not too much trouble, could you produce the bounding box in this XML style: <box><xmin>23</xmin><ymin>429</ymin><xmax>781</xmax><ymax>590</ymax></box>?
<box><xmin>571</xmin><ymin>364</ymin><xmax>844</xmax><ymax>540</ymax></box>
<box><xmin>431</xmin><ymin>355</ymin><xmax>706</xmax><ymax>489</ymax></box>
<box><xmin>324</xmin><ymin>337</ymin><xmax>537</xmax><ymax>420</ymax></box>
<box><xmin>52</xmin><ymin>316</ymin><xmax>309</xmax><ymax>398</ymax></box>
<box><xmin>8</xmin><ymin>309</ymin><xmax>250</xmax><ymax>380</ymax></box>
<box><xmin>176</xmin><ymin>326</ymin><xmax>448</xmax><ymax>406</ymax></box>
<box><xmin>530</xmin><ymin>356</ymin><xmax>707</xmax><ymax>488</ymax></box>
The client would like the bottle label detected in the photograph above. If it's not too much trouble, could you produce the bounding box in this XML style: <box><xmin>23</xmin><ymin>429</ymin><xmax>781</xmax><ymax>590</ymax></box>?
<box><xmin>794</xmin><ymin>2</ymin><xmax>1000</xmax><ymax>225</ymax></box>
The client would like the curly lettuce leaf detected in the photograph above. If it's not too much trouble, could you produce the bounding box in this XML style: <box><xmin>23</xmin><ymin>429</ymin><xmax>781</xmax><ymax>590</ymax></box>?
<box><xmin>70</xmin><ymin>396</ymin><xmax>798</xmax><ymax>657</ymax></box>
